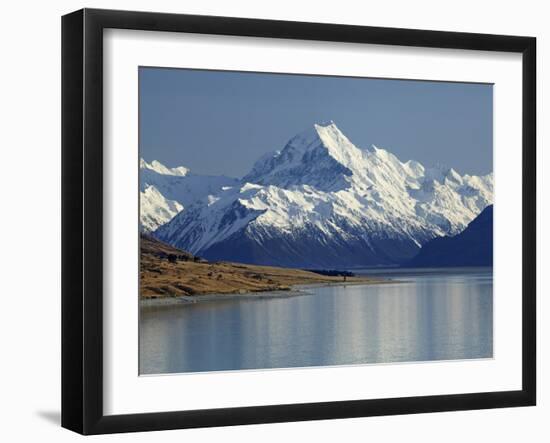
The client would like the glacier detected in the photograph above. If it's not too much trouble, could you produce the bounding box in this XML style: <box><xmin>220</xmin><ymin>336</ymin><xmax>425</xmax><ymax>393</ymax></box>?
<box><xmin>152</xmin><ymin>121</ymin><xmax>493</xmax><ymax>268</ymax></box>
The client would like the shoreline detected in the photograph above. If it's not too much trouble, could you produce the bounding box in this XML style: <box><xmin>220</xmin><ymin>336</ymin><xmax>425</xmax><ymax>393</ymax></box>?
<box><xmin>139</xmin><ymin>279</ymin><xmax>390</xmax><ymax>307</ymax></box>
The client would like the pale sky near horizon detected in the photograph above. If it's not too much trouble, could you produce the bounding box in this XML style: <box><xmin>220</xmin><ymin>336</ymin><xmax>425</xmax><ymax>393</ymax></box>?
<box><xmin>139</xmin><ymin>67</ymin><xmax>493</xmax><ymax>178</ymax></box>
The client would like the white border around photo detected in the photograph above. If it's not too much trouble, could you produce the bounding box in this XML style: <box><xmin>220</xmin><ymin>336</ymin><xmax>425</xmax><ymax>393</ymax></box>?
<box><xmin>103</xmin><ymin>29</ymin><xmax>522</xmax><ymax>416</ymax></box>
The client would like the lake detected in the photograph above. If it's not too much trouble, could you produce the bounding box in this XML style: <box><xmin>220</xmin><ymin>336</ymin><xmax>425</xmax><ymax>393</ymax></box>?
<box><xmin>139</xmin><ymin>267</ymin><xmax>493</xmax><ymax>375</ymax></box>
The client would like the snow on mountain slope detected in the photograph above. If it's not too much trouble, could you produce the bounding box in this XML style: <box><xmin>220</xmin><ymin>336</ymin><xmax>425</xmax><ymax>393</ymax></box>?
<box><xmin>155</xmin><ymin>122</ymin><xmax>493</xmax><ymax>267</ymax></box>
<box><xmin>140</xmin><ymin>158</ymin><xmax>190</xmax><ymax>176</ymax></box>
<box><xmin>139</xmin><ymin>159</ymin><xmax>239</xmax><ymax>232</ymax></box>
<box><xmin>140</xmin><ymin>185</ymin><xmax>184</xmax><ymax>232</ymax></box>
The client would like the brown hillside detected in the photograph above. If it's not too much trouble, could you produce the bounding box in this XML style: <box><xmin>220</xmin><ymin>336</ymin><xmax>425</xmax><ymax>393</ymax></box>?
<box><xmin>140</xmin><ymin>235</ymin><xmax>375</xmax><ymax>298</ymax></box>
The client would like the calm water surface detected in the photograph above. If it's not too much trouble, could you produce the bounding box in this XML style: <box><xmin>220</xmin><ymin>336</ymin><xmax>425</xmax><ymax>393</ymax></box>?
<box><xmin>139</xmin><ymin>267</ymin><xmax>493</xmax><ymax>374</ymax></box>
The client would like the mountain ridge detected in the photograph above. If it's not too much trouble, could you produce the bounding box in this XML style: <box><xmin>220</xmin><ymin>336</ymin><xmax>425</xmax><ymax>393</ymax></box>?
<box><xmin>140</xmin><ymin>159</ymin><xmax>239</xmax><ymax>232</ymax></box>
<box><xmin>153</xmin><ymin>121</ymin><xmax>493</xmax><ymax>268</ymax></box>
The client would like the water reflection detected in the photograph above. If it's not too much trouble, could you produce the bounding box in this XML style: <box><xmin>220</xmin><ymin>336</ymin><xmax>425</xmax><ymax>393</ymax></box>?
<box><xmin>140</xmin><ymin>268</ymin><xmax>493</xmax><ymax>374</ymax></box>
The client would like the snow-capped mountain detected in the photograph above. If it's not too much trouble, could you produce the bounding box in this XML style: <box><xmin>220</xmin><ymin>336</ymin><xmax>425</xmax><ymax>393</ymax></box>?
<box><xmin>140</xmin><ymin>159</ymin><xmax>238</xmax><ymax>232</ymax></box>
<box><xmin>140</xmin><ymin>185</ymin><xmax>184</xmax><ymax>233</ymax></box>
<box><xmin>154</xmin><ymin>121</ymin><xmax>493</xmax><ymax>267</ymax></box>
<box><xmin>141</xmin><ymin>158</ymin><xmax>190</xmax><ymax>177</ymax></box>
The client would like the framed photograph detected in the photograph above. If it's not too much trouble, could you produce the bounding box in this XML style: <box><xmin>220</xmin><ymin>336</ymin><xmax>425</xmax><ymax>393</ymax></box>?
<box><xmin>62</xmin><ymin>8</ymin><xmax>536</xmax><ymax>435</ymax></box>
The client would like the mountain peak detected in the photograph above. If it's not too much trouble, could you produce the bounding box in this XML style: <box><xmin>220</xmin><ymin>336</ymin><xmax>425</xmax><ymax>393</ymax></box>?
<box><xmin>242</xmin><ymin>121</ymin><xmax>365</xmax><ymax>191</ymax></box>
<box><xmin>151</xmin><ymin>123</ymin><xmax>494</xmax><ymax>268</ymax></box>
<box><xmin>315</xmin><ymin>120</ymin><xmax>336</xmax><ymax>128</ymax></box>
<box><xmin>288</xmin><ymin>120</ymin><xmax>344</xmax><ymax>147</ymax></box>
<box><xmin>140</xmin><ymin>158</ymin><xmax>190</xmax><ymax>177</ymax></box>
<box><xmin>288</xmin><ymin>120</ymin><xmax>341</xmax><ymax>147</ymax></box>
<box><xmin>287</xmin><ymin>121</ymin><xmax>364</xmax><ymax>168</ymax></box>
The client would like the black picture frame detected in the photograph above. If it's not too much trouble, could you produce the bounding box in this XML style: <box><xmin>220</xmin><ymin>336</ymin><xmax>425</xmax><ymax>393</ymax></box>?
<box><xmin>62</xmin><ymin>8</ymin><xmax>536</xmax><ymax>435</ymax></box>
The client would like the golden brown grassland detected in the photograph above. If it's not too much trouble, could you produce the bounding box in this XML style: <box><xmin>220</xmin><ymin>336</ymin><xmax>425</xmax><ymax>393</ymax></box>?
<box><xmin>140</xmin><ymin>235</ymin><xmax>377</xmax><ymax>299</ymax></box>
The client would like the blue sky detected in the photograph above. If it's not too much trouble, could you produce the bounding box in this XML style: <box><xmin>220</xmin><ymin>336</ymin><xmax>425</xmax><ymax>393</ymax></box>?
<box><xmin>140</xmin><ymin>67</ymin><xmax>493</xmax><ymax>178</ymax></box>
